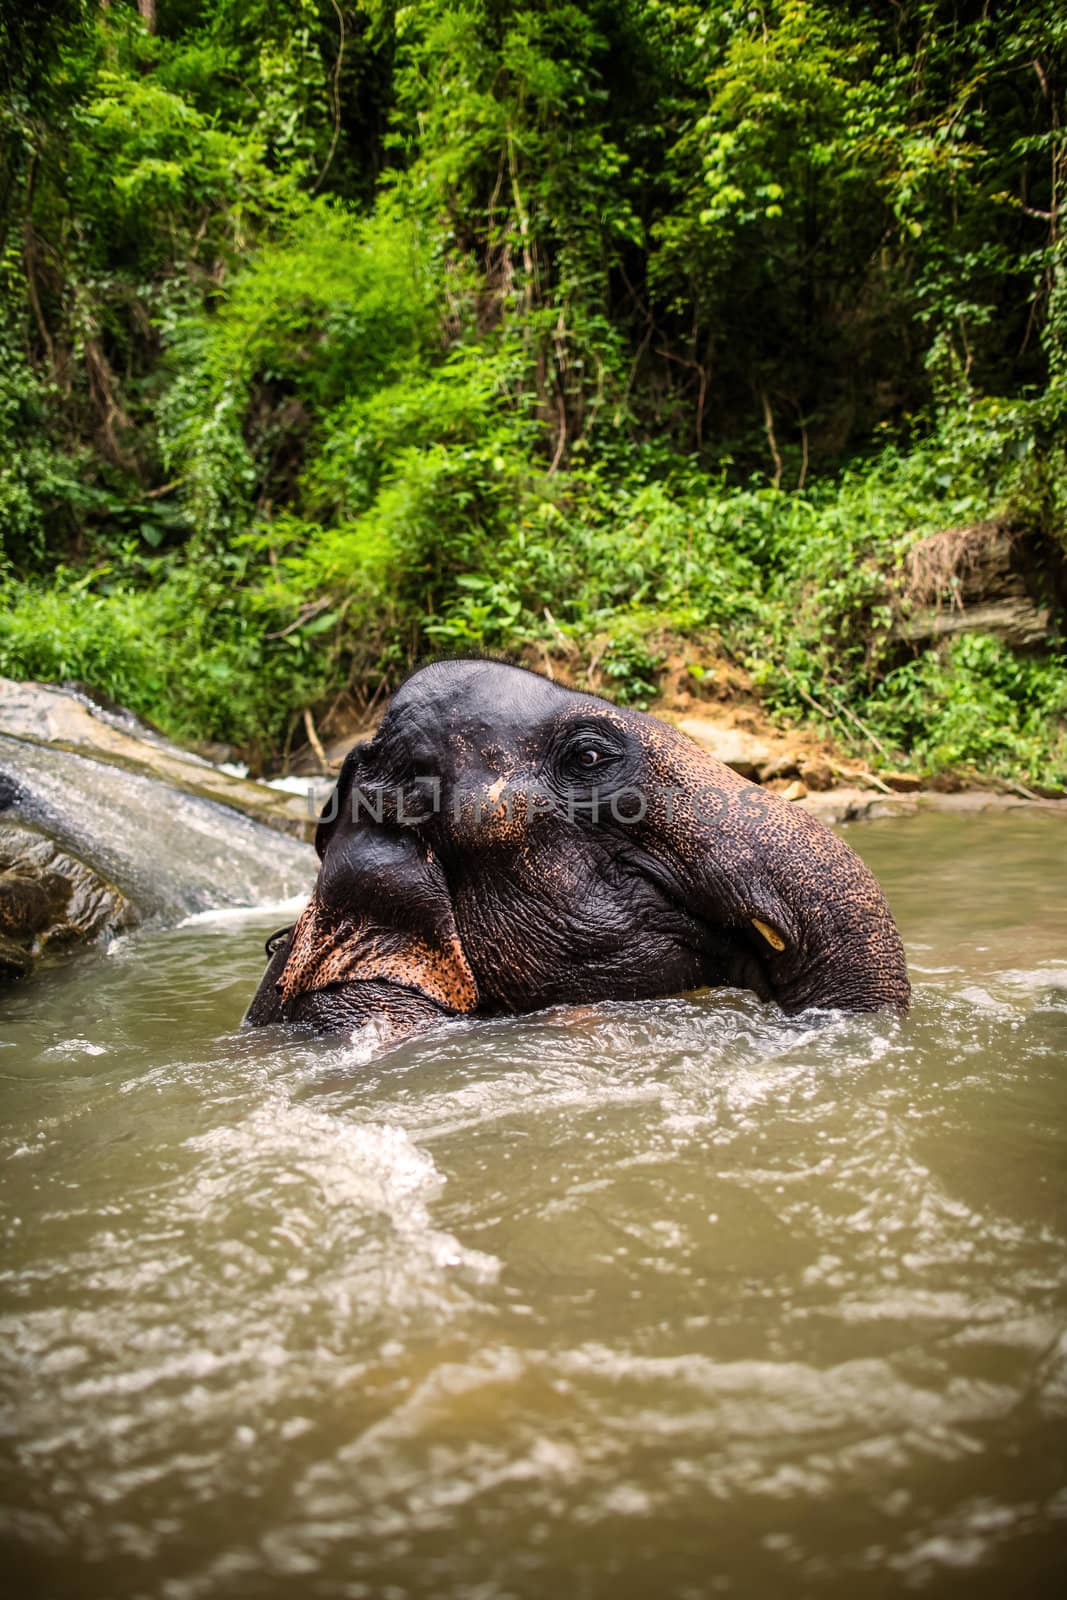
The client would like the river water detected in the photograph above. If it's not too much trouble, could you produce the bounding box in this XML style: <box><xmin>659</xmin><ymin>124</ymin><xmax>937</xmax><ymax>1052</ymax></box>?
<box><xmin>2</xmin><ymin>811</ymin><xmax>1066</xmax><ymax>1599</ymax></box>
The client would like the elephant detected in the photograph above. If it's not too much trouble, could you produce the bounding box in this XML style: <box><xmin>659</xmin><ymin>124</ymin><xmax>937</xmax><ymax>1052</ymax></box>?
<box><xmin>245</xmin><ymin>660</ymin><xmax>909</xmax><ymax>1036</ymax></box>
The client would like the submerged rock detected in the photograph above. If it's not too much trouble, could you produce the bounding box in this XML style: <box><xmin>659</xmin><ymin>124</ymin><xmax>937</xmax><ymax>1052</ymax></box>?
<box><xmin>0</xmin><ymin>680</ymin><xmax>315</xmax><ymax>984</ymax></box>
<box><xmin>0</xmin><ymin>818</ymin><xmax>135</xmax><ymax>976</ymax></box>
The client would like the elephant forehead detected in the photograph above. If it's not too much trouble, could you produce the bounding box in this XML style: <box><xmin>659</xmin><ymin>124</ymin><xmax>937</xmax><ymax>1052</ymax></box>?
<box><xmin>389</xmin><ymin>660</ymin><xmax>556</xmax><ymax>721</ymax></box>
<box><xmin>383</xmin><ymin>662</ymin><xmax>605</xmax><ymax>757</ymax></box>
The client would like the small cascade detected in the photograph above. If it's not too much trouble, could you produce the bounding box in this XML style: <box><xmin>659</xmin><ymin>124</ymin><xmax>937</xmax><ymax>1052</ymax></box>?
<box><xmin>0</xmin><ymin>681</ymin><xmax>316</xmax><ymax>979</ymax></box>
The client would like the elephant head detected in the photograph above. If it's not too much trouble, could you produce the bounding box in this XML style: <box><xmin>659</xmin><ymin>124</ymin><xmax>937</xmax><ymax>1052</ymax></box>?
<box><xmin>247</xmin><ymin>660</ymin><xmax>908</xmax><ymax>1034</ymax></box>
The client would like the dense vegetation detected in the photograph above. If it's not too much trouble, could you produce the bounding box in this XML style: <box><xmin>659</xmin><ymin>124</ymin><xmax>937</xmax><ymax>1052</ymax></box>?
<box><xmin>1</xmin><ymin>0</ymin><xmax>1064</xmax><ymax>779</ymax></box>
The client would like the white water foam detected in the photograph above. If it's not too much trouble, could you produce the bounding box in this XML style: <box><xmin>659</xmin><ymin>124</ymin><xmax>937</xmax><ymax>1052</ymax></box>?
<box><xmin>177</xmin><ymin>895</ymin><xmax>309</xmax><ymax>928</ymax></box>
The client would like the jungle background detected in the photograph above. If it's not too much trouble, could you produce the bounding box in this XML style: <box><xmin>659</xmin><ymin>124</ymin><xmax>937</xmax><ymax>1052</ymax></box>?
<box><xmin>1</xmin><ymin>0</ymin><xmax>1065</xmax><ymax>782</ymax></box>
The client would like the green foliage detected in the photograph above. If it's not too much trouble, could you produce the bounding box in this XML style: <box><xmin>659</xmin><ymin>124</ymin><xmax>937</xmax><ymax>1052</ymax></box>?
<box><xmin>0</xmin><ymin>559</ymin><xmax>324</xmax><ymax>755</ymax></box>
<box><xmin>863</xmin><ymin>635</ymin><xmax>1067</xmax><ymax>784</ymax></box>
<box><xmin>0</xmin><ymin>0</ymin><xmax>1064</xmax><ymax>781</ymax></box>
<box><xmin>597</xmin><ymin>630</ymin><xmax>664</xmax><ymax>708</ymax></box>
<box><xmin>159</xmin><ymin>201</ymin><xmax>440</xmax><ymax>538</ymax></box>
<box><xmin>0</xmin><ymin>335</ymin><xmax>94</xmax><ymax>567</ymax></box>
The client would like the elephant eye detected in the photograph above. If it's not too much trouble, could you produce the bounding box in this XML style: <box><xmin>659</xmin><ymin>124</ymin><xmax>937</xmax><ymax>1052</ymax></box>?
<box><xmin>556</xmin><ymin>726</ymin><xmax>623</xmax><ymax>781</ymax></box>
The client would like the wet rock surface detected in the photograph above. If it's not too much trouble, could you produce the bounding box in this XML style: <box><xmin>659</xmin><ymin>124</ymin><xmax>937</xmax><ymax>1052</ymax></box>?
<box><xmin>0</xmin><ymin>819</ymin><xmax>135</xmax><ymax>977</ymax></box>
<box><xmin>0</xmin><ymin>678</ymin><xmax>312</xmax><ymax>837</ymax></box>
<box><xmin>0</xmin><ymin>681</ymin><xmax>315</xmax><ymax>985</ymax></box>
<box><xmin>800</xmin><ymin>785</ymin><xmax>1067</xmax><ymax>825</ymax></box>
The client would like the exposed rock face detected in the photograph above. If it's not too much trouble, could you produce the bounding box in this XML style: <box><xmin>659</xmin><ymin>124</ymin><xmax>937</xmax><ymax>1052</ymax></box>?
<box><xmin>800</xmin><ymin>787</ymin><xmax>1066</xmax><ymax>825</ymax></box>
<box><xmin>676</xmin><ymin>717</ymin><xmax>840</xmax><ymax>790</ymax></box>
<box><xmin>0</xmin><ymin>819</ymin><xmax>134</xmax><ymax>978</ymax></box>
<box><xmin>894</xmin><ymin>522</ymin><xmax>1061</xmax><ymax>649</ymax></box>
<box><xmin>0</xmin><ymin>679</ymin><xmax>311</xmax><ymax>837</ymax></box>
<box><xmin>675</xmin><ymin>718</ymin><xmax>773</xmax><ymax>779</ymax></box>
<box><xmin>0</xmin><ymin>680</ymin><xmax>315</xmax><ymax>985</ymax></box>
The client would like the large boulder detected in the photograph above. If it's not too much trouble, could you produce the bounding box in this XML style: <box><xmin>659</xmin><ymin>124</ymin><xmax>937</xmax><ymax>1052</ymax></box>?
<box><xmin>0</xmin><ymin>818</ymin><xmax>134</xmax><ymax>979</ymax></box>
<box><xmin>0</xmin><ymin>680</ymin><xmax>316</xmax><ymax>985</ymax></box>
<box><xmin>675</xmin><ymin>717</ymin><xmax>773</xmax><ymax>779</ymax></box>
<box><xmin>894</xmin><ymin>522</ymin><xmax>1061</xmax><ymax>649</ymax></box>
<box><xmin>0</xmin><ymin>678</ymin><xmax>312</xmax><ymax>836</ymax></box>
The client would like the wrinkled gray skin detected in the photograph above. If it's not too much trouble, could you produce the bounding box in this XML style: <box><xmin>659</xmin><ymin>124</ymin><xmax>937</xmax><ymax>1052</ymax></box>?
<box><xmin>246</xmin><ymin>661</ymin><xmax>909</xmax><ymax>1035</ymax></box>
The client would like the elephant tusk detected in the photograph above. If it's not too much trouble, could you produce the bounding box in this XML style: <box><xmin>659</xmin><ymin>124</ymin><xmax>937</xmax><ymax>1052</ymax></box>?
<box><xmin>751</xmin><ymin>917</ymin><xmax>786</xmax><ymax>952</ymax></box>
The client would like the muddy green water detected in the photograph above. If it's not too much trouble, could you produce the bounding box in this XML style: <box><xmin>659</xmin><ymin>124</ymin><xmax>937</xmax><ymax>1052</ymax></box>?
<box><xmin>2</xmin><ymin>811</ymin><xmax>1066</xmax><ymax>1600</ymax></box>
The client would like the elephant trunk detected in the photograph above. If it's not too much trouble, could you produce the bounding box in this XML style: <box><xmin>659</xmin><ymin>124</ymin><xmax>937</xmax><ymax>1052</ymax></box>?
<box><xmin>637</xmin><ymin>723</ymin><xmax>910</xmax><ymax>1015</ymax></box>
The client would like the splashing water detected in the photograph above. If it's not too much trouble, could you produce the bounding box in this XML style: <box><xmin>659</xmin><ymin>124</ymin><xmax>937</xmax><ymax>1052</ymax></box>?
<box><xmin>1</xmin><ymin>811</ymin><xmax>1065</xmax><ymax>1598</ymax></box>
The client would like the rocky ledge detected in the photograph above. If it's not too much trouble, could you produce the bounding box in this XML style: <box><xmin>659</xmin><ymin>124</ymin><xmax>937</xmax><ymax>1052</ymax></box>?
<box><xmin>671</xmin><ymin>714</ymin><xmax>1066</xmax><ymax>817</ymax></box>
<box><xmin>0</xmin><ymin>679</ymin><xmax>313</xmax><ymax>836</ymax></box>
<box><xmin>0</xmin><ymin>679</ymin><xmax>314</xmax><ymax>984</ymax></box>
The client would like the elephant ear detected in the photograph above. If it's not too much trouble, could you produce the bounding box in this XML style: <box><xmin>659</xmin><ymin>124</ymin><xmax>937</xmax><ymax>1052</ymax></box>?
<box><xmin>313</xmin><ymin>744</ymin><xmax>365</xmax><ymax>859</ymax></box>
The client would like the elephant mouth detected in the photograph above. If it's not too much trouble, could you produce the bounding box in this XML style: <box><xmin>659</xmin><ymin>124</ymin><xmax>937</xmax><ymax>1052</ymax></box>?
<box><xmin>689</xmin><ymin>920</ymin><xmax>781</xmax><ymax>1006</ymax></box>
<box><xmin>596</xmin><ymin>845</ymin><xmax>794</xmax><ymax>1008</ymax></box>
<box><xmin>434</xmin><ymin>856</ymin><xmax>790</xmax><ymax>1016</ymax></box>
<box><xmin>280</xmin><ymin>975</ymin><xmax>456</xmax><ymax>1034</ymax></box>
